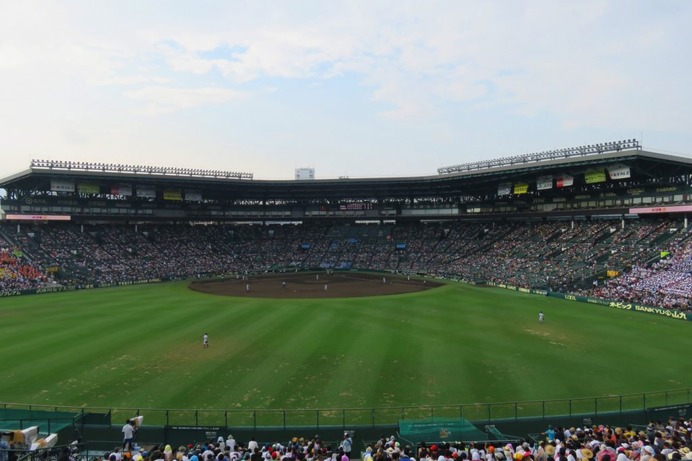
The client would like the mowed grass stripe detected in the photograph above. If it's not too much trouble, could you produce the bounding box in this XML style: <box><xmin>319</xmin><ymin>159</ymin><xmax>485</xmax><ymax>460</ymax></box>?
<box><xmin>0</xmin><ymin>280</ymin><xmax>690</xmax><ymax>412</ymax></box>
<box><xmin>0</xmin><ymin>288</ymin><xmax>157</xmax><ymax>403</ymax></box>
<box><xmin>108</xmin><ymin>293</ymin><xmax>302</xmax><ymax>409</ymax></box>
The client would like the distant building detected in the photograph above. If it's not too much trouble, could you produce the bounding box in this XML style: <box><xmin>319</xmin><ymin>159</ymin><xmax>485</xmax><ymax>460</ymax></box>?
<box><xmin>295</xmin><ymin>167</ymin><xmax>315</xmax><ymax>180</ymax></box>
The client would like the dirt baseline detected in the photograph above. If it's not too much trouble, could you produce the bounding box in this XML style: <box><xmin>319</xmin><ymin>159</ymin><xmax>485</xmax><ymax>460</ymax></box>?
<box><xmin>188</xmin><ymin>272</ymin><xmax>443</xmax><ymax>298</ymax></box>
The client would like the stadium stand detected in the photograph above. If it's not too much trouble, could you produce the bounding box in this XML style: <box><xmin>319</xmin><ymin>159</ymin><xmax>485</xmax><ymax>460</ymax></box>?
<box><xmin>9</xmin><ymin>417</ymin><xmax>687</xmax><ymax>461</ymax></box>
<box><xmin>1</xmin><ymin>145</ymin><xmax>691</xmax><ymax>310</ymax></box>
<box><xmin>0</xmin><ymin>236</ymin><xmax>51</xmax><ymax>292</ymax></box>
<box><xmin>0</xmin><ymin>218</ymin><xmax>690</xmax><ymax>311</ymax></box>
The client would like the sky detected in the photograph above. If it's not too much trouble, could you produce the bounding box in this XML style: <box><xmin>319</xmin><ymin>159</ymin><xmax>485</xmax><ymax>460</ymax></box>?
<box><xmin>1</xmin><ymin>1</ymin><xmax>691</xmax><ymax>181</ymax></box>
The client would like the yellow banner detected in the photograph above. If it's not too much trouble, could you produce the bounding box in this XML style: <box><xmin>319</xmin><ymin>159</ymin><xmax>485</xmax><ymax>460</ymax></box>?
<box><xmin>163</xmin><ymin>190</ymin><xmax>183</xmax><ymax>201</ymax></box>
<box><xmin>607</xmin><ymin>270</ymin><xmax>619</xmax><ymax>278</ymax></box>
<box><xmin>585</xmin><ymin>168</ymin><xmax>606</xmax><ymax>184</ymax></box>
<box><xmin>513</xmin><ymin>182</ymin><xmax>529</xmax><ymax>194</ymax></box>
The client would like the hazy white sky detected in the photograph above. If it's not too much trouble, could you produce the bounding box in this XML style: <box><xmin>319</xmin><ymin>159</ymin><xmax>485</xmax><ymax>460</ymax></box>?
<box><xmin>1</xmin><ymin>1</ymin><xmax>691</xmax><ymax>180</ymax></box>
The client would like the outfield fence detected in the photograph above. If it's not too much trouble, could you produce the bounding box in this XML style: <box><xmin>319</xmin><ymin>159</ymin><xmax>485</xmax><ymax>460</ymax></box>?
<box><xmin>2</xmin><ymin>388</ymin><xmax>690</xmax><ymax>429</ymax></box>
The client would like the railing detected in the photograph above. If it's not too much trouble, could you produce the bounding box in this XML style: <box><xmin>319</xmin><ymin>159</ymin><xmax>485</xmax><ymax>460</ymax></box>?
<box><xmin>0</xmin><ymin>417</ymin><xmax>77</xmax><ymax>434</ymax></box>
<box><xmin>2</xmin><ymin>389</ymin><xmax>689</xmax><ymax>429</ymax></box>
<box><xmin>7</xmin><ymin>443</ymin><xmax>90</xmax><ymax>461</ymax></box>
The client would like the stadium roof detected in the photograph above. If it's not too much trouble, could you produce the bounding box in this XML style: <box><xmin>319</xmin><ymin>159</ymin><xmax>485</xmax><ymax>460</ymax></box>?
<box><xmin>1</xmin><ymin>149</ymin><xmax>692</xmax><ymax>202</ymax></box>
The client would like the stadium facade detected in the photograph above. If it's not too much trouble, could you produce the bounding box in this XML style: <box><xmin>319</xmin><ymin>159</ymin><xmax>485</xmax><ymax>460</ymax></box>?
<box><xmin>2</xmin><ymin>141</ymin><xmax>692</xmax><ymax>313</ymax></box>
<box><xmin>1</xmin><ymin>141</ymin><xmax>691</xmax><ymax>224</ymax></box>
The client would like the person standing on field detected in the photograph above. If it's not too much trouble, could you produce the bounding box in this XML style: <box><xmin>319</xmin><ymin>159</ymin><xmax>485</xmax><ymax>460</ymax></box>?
<box><xmin>203</xmin><ymin>333</ymin><xmax>209</xmax><ymax>348</ymax></box>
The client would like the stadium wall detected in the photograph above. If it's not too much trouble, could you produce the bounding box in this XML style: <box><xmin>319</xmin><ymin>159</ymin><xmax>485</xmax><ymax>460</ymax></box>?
<box><xmin>70</xmin><ymin>403</ymin><xmax>691</xmax><ymax>452</ymax></box>
<box><xmin>484</xmin><ymin>283</ymin><xmax>692</xmax><ymax>322</ymax></box>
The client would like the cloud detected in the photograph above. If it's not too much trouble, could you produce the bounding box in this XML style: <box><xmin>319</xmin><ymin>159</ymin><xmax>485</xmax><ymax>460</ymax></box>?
<box><xmin>1</xmin><ymin>0</ymin><xmax>691</xmax><ymax>179</ymax></box>
<box><xmin>124</xmin><ymin>86</ymin><xmax>251</xmax><ymax>115</ymax></box>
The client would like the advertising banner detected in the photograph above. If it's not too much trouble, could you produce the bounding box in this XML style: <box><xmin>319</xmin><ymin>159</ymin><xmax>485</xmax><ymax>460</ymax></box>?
<box><xmin>77</xmin><ymin>183</ymin><xmax>99</xmax><ymax>194</ymax></box>
<box><xmin>164</xmin><ymin>190</ymin><xmax>183</xmax><ymax>201</ymax></box>
<box><xmin>185</xmin><ymin>190</ymin><xmax>202</xmax><ymax>202</ymax></box>
<box><xmin>4</xmin><ymin>214</ymin><xmax>71</xmax><ymax>221</ymax></box>
<box><xmin>585</xmin><ymin>168</ymin><xmax>606</xmax><ymax>184</ymax></box>
<box><xmin>111</xmin><ymin>184</ymin><xmax>133</xmax><ymax>196</ymax></box>
<box><xmin>136</xmin><ymin>185</ymin><xmax>156</xmax><ymax>198</ymax></box>
<box><xmin>537</xmin><ymin>175</ymin><xmax>553</xmax><ymax>190</ymax></box>
<box><xmin>607</xmin><ymin>164</ymin><xmax>631</xmax><ymax>180</ymax></box>
<box><xmin>497</xmin><ymin>182</ymin><xmax>511</xmax><ymax>195</ymax></box>
<box><xmin>50</xmin><ymin>179</ymin><xmax>75</xmax><ymax>192</ymax></box>
<box><xmin>513</xmin><ymin>182</ymin><xmax>529</xmax><ymax>195</ymax></box>
<box><xmin>630</xmin><ymin>205</ymin><xmax>692</xmax><ymax>214</ymax></box>
<box><xmin>556</xmin><ymin>174</ymin><xmax>573</xmax><ymax>188</ymax></box>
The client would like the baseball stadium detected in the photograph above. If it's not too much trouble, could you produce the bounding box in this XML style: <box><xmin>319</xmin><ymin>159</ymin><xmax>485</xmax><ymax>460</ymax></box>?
<box><xmin>0</xmin><ymin>140</ymin><xmax>691</xmax><ymax>460</ymax></box>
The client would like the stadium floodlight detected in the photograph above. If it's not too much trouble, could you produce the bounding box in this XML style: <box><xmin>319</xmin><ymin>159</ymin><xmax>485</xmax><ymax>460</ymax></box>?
<box><xmin>28</xmin><ymin>159</ymin><xmax>254</xmax><ymax>180</ymax></box>
<box><xmin>437</xmin><ymin>138</ymin><xmax>642</xmax><ymax>174</ymax></box>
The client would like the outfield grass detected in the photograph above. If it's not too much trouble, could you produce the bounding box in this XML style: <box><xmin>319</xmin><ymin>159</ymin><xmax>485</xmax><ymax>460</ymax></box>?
<box><xmin>0</xmin><ymin>279</ymin><xmax>690</xmax><ymax>423</ymax></box>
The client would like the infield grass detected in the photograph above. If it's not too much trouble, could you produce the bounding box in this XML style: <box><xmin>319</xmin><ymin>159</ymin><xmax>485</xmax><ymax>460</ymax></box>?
<box><xmin>0</xmin><ymin>278</ymin><xmax>690</xmax><ymax>424</ymax></box>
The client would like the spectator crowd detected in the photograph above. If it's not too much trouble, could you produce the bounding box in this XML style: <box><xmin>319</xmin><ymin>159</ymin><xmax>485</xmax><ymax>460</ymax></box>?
<box><xmin>37</xmin><ymin>417</ymin><xmax>691</xmax><ymax>461</ymax></box>
<box><xmin>0</xmin><ymin>219</ymin><xmax>690</xmax><ymax>311</ymax></box>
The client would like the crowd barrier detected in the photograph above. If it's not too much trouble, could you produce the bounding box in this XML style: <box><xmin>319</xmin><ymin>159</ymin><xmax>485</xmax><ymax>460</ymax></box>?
<box><xmin>2</xmin><ymin>388</ymin><xmax>690</xmax><ymax>429</ymax></box>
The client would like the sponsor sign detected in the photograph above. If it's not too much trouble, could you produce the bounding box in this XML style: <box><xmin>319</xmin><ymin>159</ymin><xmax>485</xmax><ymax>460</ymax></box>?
<box><xmin>4</xmin><ymin>214</ymin><xmax>72</xmax><ymax>221</ymax></box>
<box><xmin>497</xmin><ymin>182</ymin><xmax>511</xmax><ymax>195</ymax></box>
<box><xmin>111</xmin><ymin>184</ymin><xmax>133</xmax><ymax>196</ymax></box>
<box><xmin>513</xmin><ymin>182</ymin><xmax>529</xmax><ymax>195</ymax></box>
<box><xmin>556</xmin><ymin>174</ymin><xmax>573</xmax><ymax>188</ymax></box>
<box><xmin>185</xmin><ymin>190</ymin><xmax>202</xmax><ymax>202</ymax></box>
<box><xmin>136</xmin><ymin>185</ymin><xmax>156</xmax><ymax>198</ymax></box>
<box><xmin>164</xmin><ymin>190</ymin><xmax>183</xmax><ymax>201</ymax></box>
<box><xmin>630</xmin><ymin>205</ymin><xmax>692</xmax><ymax>214</ymax></box>
<box><xmin>537</xmin><ymin>175</ymin><xmax>553</xmax><ymax>190</ymax></box>
<box><xmin>77</xmin><ymin>183</ymin><xmax>99</xmax><ymax>194</ymax></box>
<box><xmin>584</xmin><ymin>168</ymin><xmax>606</xmax><ymax>184</ymax></box>
<box><xmin>50</xmin><ymin>179</ymin><xmax>75</xmax><ymax>192</ymax></box>
<box><xmin>488</xmin><ymin>282</ymin><xmax>690</xmax><ymax>321</ymax></box>
<box><xmin>607</xmin><ymin>164</ymin><xmax>631</xmax><ymax>180</ymax></box>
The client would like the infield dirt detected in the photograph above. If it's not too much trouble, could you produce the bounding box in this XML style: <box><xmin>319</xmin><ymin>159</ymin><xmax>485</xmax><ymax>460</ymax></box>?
<box><xmin>188</xmin><ymin>272</ymin><xmax>443</xmax><ymax>298</ymax></box>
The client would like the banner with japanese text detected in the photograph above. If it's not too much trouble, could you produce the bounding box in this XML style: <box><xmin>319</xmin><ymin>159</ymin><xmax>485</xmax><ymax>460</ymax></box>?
<box><xmin>497</xmin><ymin>182</ymin><xmax>511</xmax><ymax>195</ymax></box>
<box><xmin>111</xmin><ymin>184</ymin><xmax>133</xmax><ymax>196</ymax></box>
<box><xmin>607</xmin><ymin>164</ymin><xmax>631</xmax><ymax>180</ymax></box>
<box><xmin>136</xmin><ymin>185</ymin><xmax>156</xmax><ymax>198</ymax></box>
<box><xmin>537</xmin><ymin>175</ymin><xmax>553</xmax><ymax>190</ymax></box>
<box><xmin>556</xmin><ymin>174</ymin><xmax>573</xmax><ymax>188</ymax></box>
<box><xmin>50</xmin><ymin>179</ymin><xmax>75</xmax><ymax>192</ymax></box>
<box><xmin>77</xmin><ymin>183</ymin><xmax>99</xmax><ymax>194</ymax></box>
<box><xmin>513</xmin><ymin>182</ymin><xmax>529</xmax><ymax>194</ymax></box>
<box><xmin>164</xmin><ymin>190</ymin><xmax>183</xmax><ymax>201</ymax></box>
<box><xmin>585</xmin><ymin>168</ymin><xmax>606</xmax><ymax>184</ymax></box>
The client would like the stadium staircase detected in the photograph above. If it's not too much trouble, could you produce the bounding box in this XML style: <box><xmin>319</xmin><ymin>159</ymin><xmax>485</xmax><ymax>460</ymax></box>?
<box><xmin>0</xmin><ymin>226</ymin><xmax>16</xmax><ymax>249</ymax></box>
